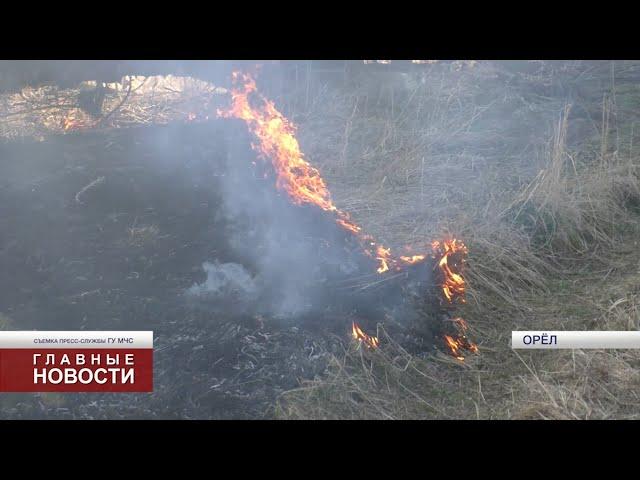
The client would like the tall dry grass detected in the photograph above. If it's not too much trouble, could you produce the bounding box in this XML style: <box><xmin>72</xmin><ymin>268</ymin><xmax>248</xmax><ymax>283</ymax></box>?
<box><xmin>276</xmin><ymin>61</ymin><xmax>640</xmax><ymax>420</ymax></box>
<box><xmin>507</xmin><ymin>104</ymin><xmax>640</xmax><ymax>255</ymax></box>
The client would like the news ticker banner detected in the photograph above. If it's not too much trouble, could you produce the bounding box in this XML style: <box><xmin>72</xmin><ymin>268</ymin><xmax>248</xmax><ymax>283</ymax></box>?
<box><xmin>0</xmin><ymin>331</ymin><xmax>153</xmax><ymax>392</ymax></box>
<box><xmin>512</xmin><ymin>331</ymin><xmax>640</xmax><ymax>349</ymax></box>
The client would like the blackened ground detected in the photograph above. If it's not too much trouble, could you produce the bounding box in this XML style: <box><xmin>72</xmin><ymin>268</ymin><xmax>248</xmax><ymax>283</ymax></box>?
<box><xmin>0</xmin><ymin>121</ymin><xmax>443</xmax><ymax>419</ymax></box>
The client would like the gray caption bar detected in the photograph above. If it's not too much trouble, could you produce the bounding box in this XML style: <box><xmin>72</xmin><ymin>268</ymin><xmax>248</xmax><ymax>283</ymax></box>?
<box><xmin>512</xmin><ymin>331</ymin><xmax>640</xmax><ymax>349</ymax></box>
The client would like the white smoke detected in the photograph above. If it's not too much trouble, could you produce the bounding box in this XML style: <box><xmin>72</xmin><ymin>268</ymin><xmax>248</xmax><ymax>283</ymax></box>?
<box><xmin>187</xmin><ymin>261</ymin><xmax>258</xmax><ymax>300</ymax></box>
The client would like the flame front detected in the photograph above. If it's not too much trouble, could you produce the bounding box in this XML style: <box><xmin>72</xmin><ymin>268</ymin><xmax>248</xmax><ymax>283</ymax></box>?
<box><xmin>219</xmin><ymin>72</ymin><xmax>346</xmax><ymax>215</ymax></box>
<box><xmin>218</xmin><ymin>71</ymin><xmax>411</xmax><ymax>274</ymax></box>
<box><xmin>351</xmin><ymin>322</ymin><xmax>380</xmax><ymax>349</ymax></box>
<box><xmin>431</xmin><ymin>238</ymin><xmax>478</xmax><ymax>361</ymax></box>
<box><xmin>443</xmin><ymin>335</ymin><xmax>466</xmax><ymax>361</ymax></box>
<box><xmin>431</xmin><ymin>239</ymin><xmax>468</xmax><ymax>303</ymax></box>
<box><xmin>219</xmin><ymin>71</ymin><xmax>477</xmax><ymax>359</ymax></box>
<box><xmin>444</xmin><ymin>332</ymin><xmax>478</xmax><ymax>361</ymax></box>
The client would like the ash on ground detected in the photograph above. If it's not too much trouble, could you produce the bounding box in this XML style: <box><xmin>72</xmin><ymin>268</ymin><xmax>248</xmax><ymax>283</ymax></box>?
<box><xmin>0</xmin><ymin>121</ymin><xmax>443</xmax><ymax>419</ymax></box>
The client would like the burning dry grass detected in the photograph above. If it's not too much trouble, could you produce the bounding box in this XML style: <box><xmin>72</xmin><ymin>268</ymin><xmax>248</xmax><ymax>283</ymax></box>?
<box><xmin>3</xmin><ymin>61</ymin><xmax>639</xmax><ymax>419</ymax></box>
<box><xmin>0</xmin><ymin>75</ymin><xmax>226</xmax><ymax>140</ymax></box>
<box><xmin>277</xmin><ymin>327</ymin><xmax>482</xmax><ymax>420</ymax></box>
<box><xmin>278</xmin><ymin>241</ymin><xmax>640</xmax><ymax>419</ymax></box>
<box><xmin>276</xmin><ymin>61</ymin><xmax>640</xmax><ymax>419</ymax></box>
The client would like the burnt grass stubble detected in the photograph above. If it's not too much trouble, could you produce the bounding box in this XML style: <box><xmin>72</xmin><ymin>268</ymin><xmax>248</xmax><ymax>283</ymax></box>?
<box><xmin>0</xmin><ymin>119</ymin><xmax>454</xmax><ymax>419</ymax></box>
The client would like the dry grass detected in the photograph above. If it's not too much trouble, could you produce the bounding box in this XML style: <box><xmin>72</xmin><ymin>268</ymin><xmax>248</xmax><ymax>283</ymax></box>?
<box><xmin>0</xmin><ymin>75</ymin><xmax>226</xmax><ymax>140</ymax></box>
<box><xmin>507</xmin><ymin>104</ymin><xmax>640</xmax><ymax>254</ymax></box>
<box><xmin>3</xmin><ymin>61</ymin><xmax>638</xmax><ymax>419</ymax></box>
<box><xmin>276</xmin><ymin>60</ymin><xmax>640</xmax><ymax>420</ymax></box>
<box><xmin>277</xmin><ymin>327</ymin><xmax>482</xmax><ymax>420</ymax></box>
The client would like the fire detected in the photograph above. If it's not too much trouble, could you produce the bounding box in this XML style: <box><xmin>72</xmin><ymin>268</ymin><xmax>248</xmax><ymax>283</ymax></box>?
<box><xmin>399</xmin><ymin>254</ymin><xmax>426</xmax><ymax>264</ymax></box>
<box><xmin>430</xmin><ymin>241</ymin><xmax>478</xmax><ymax>360</ymax></box>
<box><xmin>219</xmin><ymin>72</ymin><xmax>342</xmax><ymax>214</ymax></box>
<box><xmin>219</xmin><ymin>71</ymin><xmax>477</xmax><ymax>359</ymax></box>
<box><xmin>450</xmin><ymin>317</ymin><xmax>477</xmax><ymax>356</ymax></box>
<box><xmin>431</xmin><ymin>239</ymin><xmax>468</xmax><ymax>303</ymax></box>
<box><xmin>219</xmin><ymin>71</ymin><xmax>398</xmax><ymax>274</ymax></box>
<box><xmin>351</xmin><ymin>322</ymin><xmax>379</xmax><ymax>349</ymax></box>
<box><xmin>375</xmin><ymin>245</ymin><xmax>392</xmax><ymax>273</ymax></box>
<box><xmin>443</xmin><ymin>333</ymin><xmax>478</xmax><ymax>361</ymax></box>
<box><xmin>336</xmin><ymin>218</ymin><xmax>361</xmax><ymax>234</ymax></box>
<box><xmin>443</xmin><ymin>335</ymin><xmax>466</xmax><ymax>361</ymax></box>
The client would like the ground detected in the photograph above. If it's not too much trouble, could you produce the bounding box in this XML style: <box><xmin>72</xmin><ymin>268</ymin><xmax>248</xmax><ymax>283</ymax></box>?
<box><xmin>276</xmin><ymin>61</ymin><xmax>640</xmax><ymax>419</ymax></box>
<box><xmin>0</xmin><ymin>123</ymin><xmax>344</xmax><ymax>418</ymax></box>
<box><xmin>1</xmin><ymin>60</ymin><xmax>640</xmax><ymax>419</ymax></box>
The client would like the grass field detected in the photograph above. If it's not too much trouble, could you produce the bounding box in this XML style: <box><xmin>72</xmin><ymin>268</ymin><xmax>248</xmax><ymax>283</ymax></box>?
<box><xmin>1</xmin><ymin>60</ymin><xmax>639</xmax><ymax>419</ymax></box>
<box><xmin>274</xmin><ymin>60</ymin><xmax>640</xmax><ymax>419</ymax></box>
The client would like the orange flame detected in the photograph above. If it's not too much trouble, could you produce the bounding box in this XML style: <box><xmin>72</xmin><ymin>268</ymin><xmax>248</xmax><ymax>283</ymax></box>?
<box><xmin>219</xmin><ymin>72</ymin><xmax>344</xmax><ymax>215</ymax></box>
<box><xmin>442</xmin><ymin>313</ymin><xmax>478</xmax><ymax>362</ymax></box>
<box><xmin>219</xmin><ymin>71</ymin><xmax>400</xmax><ymax>274</ymax></box>
<box><xmin>375</xmin><ymin>246</ymin><xmax>392</xmax><ymax>273</ymax></box>
<box><xmin>399</xmin><ymin>254</ymin><xmax>426</xmax><ymax>264</ymax></box>
<box><xmin>443</xmin><ymin>333</ymin><xmax>478</xmax><ymax>361</ymax></box>
<box><xmin>432</xmin><ymin>239</ymin><xmax>468</xmax><ymax>303</ymax></box>
<box><xmin>443</xmin><ymin>335</ymin><xmax>466</xmax><ymax>361</ymax></box>
<box><xmin>351</xmin><ymin>322</ymin><xmax>379</xmax><ymax>349</ymax></box>
<box><xmin>431</xmin><ymin>243</ymin><xmax>478</xmax><ymax>360</ymax></box>
<box><xmin>219</xmin><ymin>71</ymin><xmax>477</xmax><ymax>359</ymax></box>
